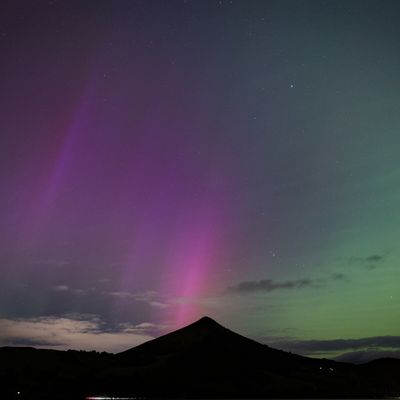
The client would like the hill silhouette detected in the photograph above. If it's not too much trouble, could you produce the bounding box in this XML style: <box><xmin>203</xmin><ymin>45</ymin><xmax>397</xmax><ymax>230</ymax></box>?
<box><xmin>1</xmin><ymin>316</ymin><xmax>400</xmax><ymax>399</ymax></box>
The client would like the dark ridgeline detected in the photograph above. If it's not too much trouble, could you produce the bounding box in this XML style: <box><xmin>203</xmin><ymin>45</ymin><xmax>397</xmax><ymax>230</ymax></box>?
<box><xmin>1</xmin><ymin>316</ymin><xmax>400</xmax><ymax>399</ymax></box>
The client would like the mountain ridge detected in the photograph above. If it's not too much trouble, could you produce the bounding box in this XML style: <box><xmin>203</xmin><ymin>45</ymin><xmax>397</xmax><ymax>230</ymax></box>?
<box><xmin>1</xmin><ymin>316</ymin><xmax>400</xmax><ymax>399</ymax></box>
<box><xmin>117</xmin><ymin>315</ymin><xmax>270</xmax><ymax>358</ymax></box>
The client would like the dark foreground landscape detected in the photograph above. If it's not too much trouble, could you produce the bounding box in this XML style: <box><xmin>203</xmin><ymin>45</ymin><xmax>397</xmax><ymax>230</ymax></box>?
<box><xmin>1</xmin><ymin>316</ymin><xmax>400</xmax><ymax>399</ymax></box>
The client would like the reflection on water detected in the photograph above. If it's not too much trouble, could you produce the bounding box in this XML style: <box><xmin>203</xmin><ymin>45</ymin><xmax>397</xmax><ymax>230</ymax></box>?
<box><xmin>86</xmin><ymin>397</ymin><xmax>140</xmax><ymax>400</ymax></box>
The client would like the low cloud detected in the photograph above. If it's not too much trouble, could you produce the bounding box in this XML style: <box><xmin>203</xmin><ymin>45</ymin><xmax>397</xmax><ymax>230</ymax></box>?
<box><xmin>227</xmin><ymin>271</ymin><xmax>348</xmax><ymax>294</ymax></box>
<box><xmin>366</xmin><ymin>255</ymin><xmax>384</xmax><ymax>262</ymax></box>
<box><xmin>264</xmin><ymin>335</ymin><xmax>400</xmax><ymax>362</ymax></box>
<box><xmin>349</xmin><ymin>253</ymin><xmax>386</xmax><ymax>269</ymax></box>
<box><xmin>227</xmin><ymin>278</ymin><xmax>319</xmax><ymax>294</ymax></box>
<box><xmin>149</xmin><ymin>301</ymin><xmax>169</xmax><ymax>309</ymax></box>
<box><xmin>0</xmin><ymin>315</ymin><xmax>160</xmax><ymax>353</ymax></box>
<box><xmin>331</xmin><ymin>273</ymin><xmax>345</xmax><ymax>280</ymax></box>
<box><xmin>105</xmin><ymin>290</ymin><xmax>157</xmax><ymax>301</ymax></box>
<box><xmin>334</xmin><ymin>350</ymin><xmax>400</xmax><ymax>364</ymax></box>
<box><xmin>51</xmin><ymin>285</ymin><xmax>69</xmax><ymax>292</ymax></box>
<box><xmin>105</xmin><ymin>290</ymin><xmax>169</xmax><ymax>309</ymax></box>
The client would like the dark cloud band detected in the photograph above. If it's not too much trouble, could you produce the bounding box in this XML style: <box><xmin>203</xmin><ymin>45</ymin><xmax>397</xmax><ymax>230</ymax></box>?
<box><xmin>227</xmin><ymin>278</ymin><xmax>316</xmax><ymax>293</ymax></box>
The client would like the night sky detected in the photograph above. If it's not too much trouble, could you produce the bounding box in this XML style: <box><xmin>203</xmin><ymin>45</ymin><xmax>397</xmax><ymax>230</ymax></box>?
<box><xmin>1</xmin><ymin>0</ymin><xmax>400</xmax><ymax>361</ymax></box>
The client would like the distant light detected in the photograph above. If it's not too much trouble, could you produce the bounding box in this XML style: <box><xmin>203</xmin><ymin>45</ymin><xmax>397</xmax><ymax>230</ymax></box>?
<box><xmin>86</xmin><ymin>397</ymin><xmax>137</xmax><ymax>400</ymax></box>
